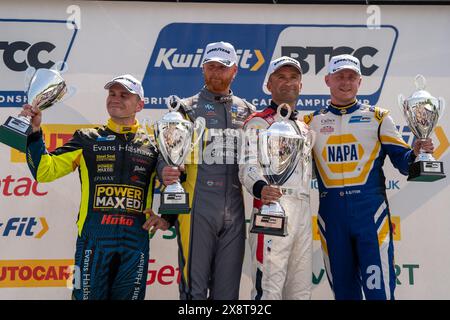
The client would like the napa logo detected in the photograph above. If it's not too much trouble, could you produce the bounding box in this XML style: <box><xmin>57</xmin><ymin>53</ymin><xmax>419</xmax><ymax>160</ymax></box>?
<box><xmin>143</xmin><ymin>23</ymin><xmax>397</xmax><ymax>111</ymax></box>
<box><xmin>322</xmin><ymin>134</ymin><xmax>363</xmax><ymax>173</ymax></box>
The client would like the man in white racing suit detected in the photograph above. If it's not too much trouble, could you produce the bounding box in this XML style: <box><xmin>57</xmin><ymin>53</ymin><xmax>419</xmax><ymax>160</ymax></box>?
<box><xmin>239</xmin><ymin>56</ymin><xmax>314</xmax><ymax>300</ymax></box>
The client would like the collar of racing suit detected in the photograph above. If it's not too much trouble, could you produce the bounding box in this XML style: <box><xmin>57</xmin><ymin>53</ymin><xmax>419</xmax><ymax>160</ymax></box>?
<box><xmin>328</xmin><ymin>99</ymin><xmax>360</xmax><ymax>115</ymax></box>
<box><xmin>200</xmin><ymin>86</ymin><xmax>234</xmax><ymax>104</ymax></box>
<box><xmin>106</xmin><ymin>118</ymin><xmax>139</xmax><ymax>134</ymax></box>
<box><xmin>268</xmin><ymin>101</ymin><xmax>298</xmax><ymax>121</ymax></box>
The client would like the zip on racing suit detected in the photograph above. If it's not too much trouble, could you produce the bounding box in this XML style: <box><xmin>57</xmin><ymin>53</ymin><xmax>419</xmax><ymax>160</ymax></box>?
<box><xmin>159</xmin><ymin>86</ymin><xmax>255</xmax><ymax>300</ymax></box>
<box><xmin>304</xmin><ymin>101</ymin><xmax>415</xmax><ymax>300</ymax></box>
<box><xmin>239</xmin><ymin>102</ymin><xmax>314</xmax><ymax>300</ymax></box>
<box><xmin>26</xmin><ymin>119</ymin><xmax>158</xmax><ymax>300</ymax></box>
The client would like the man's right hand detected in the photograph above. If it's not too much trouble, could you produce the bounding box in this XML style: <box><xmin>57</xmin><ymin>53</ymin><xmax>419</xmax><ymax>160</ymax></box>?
<box><xmin>19</xmin><ymin>104</ymin><xmax>41</xmax><ymax>133</ymax></box>
<box><xmin>161</xmin><ymin>165</ymin><xmax>183</xmax><ymax>186</ymax></box>
<box><xmin>260</xmin><ymin>185</ymin><xmax>282</xmax><ymax>205</ymax></box>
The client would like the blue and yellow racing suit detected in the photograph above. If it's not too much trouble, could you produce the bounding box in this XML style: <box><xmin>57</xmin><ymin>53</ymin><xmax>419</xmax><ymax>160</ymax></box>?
<box><xmin>304</xmin><ymin>101</ymin><xmax>415</xmax><ymax>300</ymax></box>
<box><xmin>26</xmin><ymin>119</ymin><xmax>158</xmax><ymax>300</ymax></box>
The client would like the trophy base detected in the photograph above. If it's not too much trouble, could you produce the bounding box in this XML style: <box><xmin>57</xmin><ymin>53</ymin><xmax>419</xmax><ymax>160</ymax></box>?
<box><xmin>0</xmin><ymin>116</ymin><xmax>32</xmax><ymax>153</ymax></box>
<box><xmin>250</xmin><ymin>213</ymin><xmax>288</xmax><ymax>237</ymax></box>
<box><xmin>408</xmin><ymin>160</ymin><xmax>446</xmax><ymax>182</ymax></box>
<box><xmin>158</xmin><ymin>191</ymin><xmax>190</xmax><ymax>214</ymax></box>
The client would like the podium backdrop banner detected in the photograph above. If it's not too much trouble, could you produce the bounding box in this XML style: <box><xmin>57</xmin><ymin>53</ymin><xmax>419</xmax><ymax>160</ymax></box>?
<box><xmin>0</xmin><ymin>1</ymin><xmax>449</xmax><ymax>299</ymax></box>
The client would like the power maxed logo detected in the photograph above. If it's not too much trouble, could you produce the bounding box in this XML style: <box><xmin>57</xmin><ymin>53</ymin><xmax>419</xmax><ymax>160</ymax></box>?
<box><xmin>94</xmin><ymin>184</ymin><xmax>144</xmax><ymax>213</ymax></box>
<box><xmin>144</xmin><ymin>23</ymin><xmax>397</xmax><ymax>110</ymax></box>
<box><xmin>0</xmin><ymin>18</ymin><xmax>78</xmax><ymax>107</ymax></box>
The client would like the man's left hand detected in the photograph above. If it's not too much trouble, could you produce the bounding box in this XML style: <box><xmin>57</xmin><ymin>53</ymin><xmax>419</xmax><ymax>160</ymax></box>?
<box><xmin>142</xmin><ymin>209</ymin><xmax>169</xmax><ymax>233</ymax></box>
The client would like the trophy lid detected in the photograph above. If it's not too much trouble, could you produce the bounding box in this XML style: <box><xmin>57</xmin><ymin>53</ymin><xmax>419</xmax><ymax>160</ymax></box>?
<box><xmin>410</xmin><ymin>90</ymin><xmax>433</xmax><ymax>100</ymax></box>
<box><xmin>404</xmin><ymin>75</ymin><xmax>439</xmax><ymax>112</ymax></box>
<box><xmin>408</xmin><ymin>74</ymin><xmax>435</xmax><ymax>99</ymax></box>
<box><xmin>400</xmin><ymin>74</ymin><xmax>443</xmax><ymax>140</ymax></box>
<box><xmin>267</xmin><ymin>121</ymin><xmax>301</xmax><ymax>138</ymax></box>
<box><xmin>160</xmin><ymin>110</ymin><xmax>186</xmax><ymax>122</ymax></box>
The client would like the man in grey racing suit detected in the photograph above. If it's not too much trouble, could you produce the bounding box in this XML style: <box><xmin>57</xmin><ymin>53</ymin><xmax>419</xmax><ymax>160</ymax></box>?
<box><xmin>157</xmin><ymin>41</ymin><xmax>255</xmax><ymax>300</ymax></box>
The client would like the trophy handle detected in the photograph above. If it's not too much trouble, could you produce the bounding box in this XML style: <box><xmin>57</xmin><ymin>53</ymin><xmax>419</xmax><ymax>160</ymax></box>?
<box><xmin>52</xmin><ymin>61</ymin><xmax>69</xmax><ymax>73</ymax></box>
<box><xmin>438</xmin><ymin>97</ymin><xmax>446</xmax><ymax>120</ymax></box>
<box><xmin>277</xmin><ymin>103</ymin><xmax>292</xmax><ymax>120</ymax></box>
<box><xmin>166</xmin><ymin>95</ymin><xmax>182</xmax><ymax>112</ymax></box>
<box><xmin>191</xmin><ymin>117</ymin><xmax>206</xmax><ymax>150</ymax></box>
<box><xmin>24</xmin><ymin>67</ymin><xmax>36</xmax><ymax>92</ymax></box>
<box><xmin>59</xmin><ymin>85</ymin><xmax>76</xmax><ymax>104</ymax></box>
<box><xmin>397</xmin><ymin>94</ymin><xmax>405</xmax><ymax>111</ymax></box>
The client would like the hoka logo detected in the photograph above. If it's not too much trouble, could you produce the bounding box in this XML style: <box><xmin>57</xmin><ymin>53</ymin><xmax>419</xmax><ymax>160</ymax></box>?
<box><xmin>327</xmin><ymin>144</ymin><xmax>359</xmax><ymax>162</ymax></box>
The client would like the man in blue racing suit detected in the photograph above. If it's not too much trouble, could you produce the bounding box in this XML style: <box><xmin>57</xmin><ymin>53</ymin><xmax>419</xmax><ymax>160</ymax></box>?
<box><xmin>304</xmin><ymin>55</ymin><xmax>434</xmax><ymax>300</ymax></box>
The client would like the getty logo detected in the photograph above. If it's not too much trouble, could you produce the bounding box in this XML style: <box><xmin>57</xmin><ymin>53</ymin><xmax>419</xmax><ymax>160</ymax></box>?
<box><xmin>0</xmin><ymin>18</ymin><xmax>78</xmax><ymax>107</ymax></box>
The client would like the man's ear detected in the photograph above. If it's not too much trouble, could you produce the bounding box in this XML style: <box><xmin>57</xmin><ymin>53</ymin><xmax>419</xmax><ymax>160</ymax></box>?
<box><xmin>266</xmin><ymin>78</ymin><xmax>272</xmax><ymax>93</ymax></box>
<box><xmin>136</xmin><ymin>100</ymin><xmax>144</xmax><ymax>113</ymax></box>
<box><xmin>232</xmin><ymin>64</ymin><xmax>238</xmax><ymax>80</ymax></box>
<box><xmin>324</xmin><ymin>74</ymin><xmax>331</xmax><ymax>88</ymax></box>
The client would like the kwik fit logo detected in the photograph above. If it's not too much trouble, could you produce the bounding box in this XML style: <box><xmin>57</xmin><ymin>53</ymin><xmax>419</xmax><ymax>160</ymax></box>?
<box><xmin>143</xmin><ymin>23</ymin><xmax>397</xmax><ymax>111</ymax></box>
<box><xmin>0</xmin><ymin>19</ymin><xmax>78</xmax><ymax>107</ymax></box>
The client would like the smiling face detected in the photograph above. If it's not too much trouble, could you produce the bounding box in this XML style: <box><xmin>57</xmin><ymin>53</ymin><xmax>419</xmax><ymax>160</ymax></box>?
<box><xmin>202</xmin><ymin>61</ymin><xmax>237</xmax><ymax>95</ymax></box>
<box><xmin>267</xmin><ymin>65</ymin><xmax>302</xmax><ymax>108</ymax></box>
<box><xmin>325</xmin><ymin>69</ymin><xmax>362</xmax><ymax>106</ymax></box>
<box><xmin>106</xmin><ymin>83</ymin><xmax>143</xmax><ymax>125</ymax></box>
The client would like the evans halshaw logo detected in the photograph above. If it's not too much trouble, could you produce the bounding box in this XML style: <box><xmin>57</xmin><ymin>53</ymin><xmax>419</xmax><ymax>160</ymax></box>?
<box><xmin>143</xmin><ymin>23</ymin><xmax>397</xmax><ymax>111</ymax></box>
<box><xmin>0</xmin><ymin>19</ymin><xmax>78</xmax><ymax>107</ymax></box>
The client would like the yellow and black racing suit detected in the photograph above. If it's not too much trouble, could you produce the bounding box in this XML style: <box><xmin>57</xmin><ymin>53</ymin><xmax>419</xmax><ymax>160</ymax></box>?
<box><xmin>26</xmin><ymin>119</ymin><xmax>158</xmax><ymax>300</ymax></box>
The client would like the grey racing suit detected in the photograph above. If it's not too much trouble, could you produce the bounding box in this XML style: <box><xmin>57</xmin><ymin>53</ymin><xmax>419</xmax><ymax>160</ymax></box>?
<box><xmin>159</xmin><ymin>86</ymin><xmax>255</xmax><ymax>300</ymax></box>
<box><xmin>239</xmin><ymin>103</ymin><xmax>314</xmax><ymax>300</ymax></box>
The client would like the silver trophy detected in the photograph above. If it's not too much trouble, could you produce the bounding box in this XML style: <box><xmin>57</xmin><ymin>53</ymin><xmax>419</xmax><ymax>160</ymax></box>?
<box><xmin>398</xmin><ymin>74</ymin><xmax>446</xmax><ymax>182</ymax></box>
<box><xmin>143</xmin><ymin>95</ymin><xmax>205</xmax><ymax>214</ymax></box>
<box><xmin>250</xmin><ymin>104</ymin><xmax>306</xmax><ymax>237</ymax></box>
<box><xmin>0</xmin><ymin>68</ymin><xmax>67</xmax><ymax>153</ymax></box>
